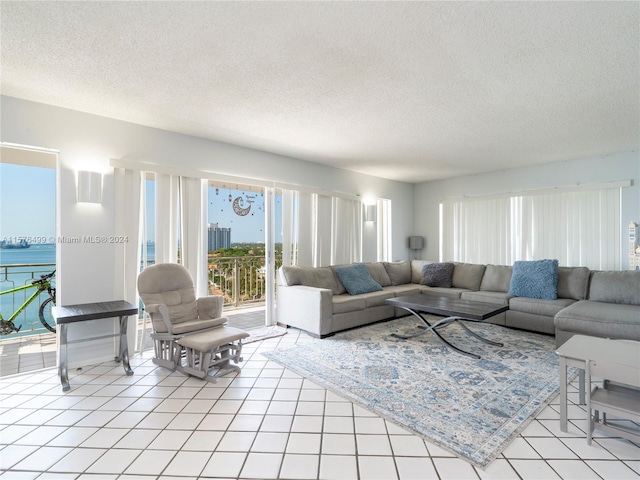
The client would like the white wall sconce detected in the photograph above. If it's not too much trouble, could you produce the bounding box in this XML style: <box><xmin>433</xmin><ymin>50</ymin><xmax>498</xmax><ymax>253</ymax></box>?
<box><xmin>364</xmin><ymin>204</ymin><xmax>377</xmax><ymax>222</ymax></box>
<box><xmin>77</xmin><ymin>171</ymin><xmax>102</xmax><ymax>204</ymax></box>
<box><xmin>408</xmin><ymin>236</ymin><xmax>424</xmax><ymax>259</ymax></box>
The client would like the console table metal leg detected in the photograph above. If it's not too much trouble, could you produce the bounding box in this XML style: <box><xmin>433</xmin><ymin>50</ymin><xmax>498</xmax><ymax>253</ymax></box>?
<box><xmin>58</xmin><ymin>324</ymin><xmax>70</xmax><ymax>391</ymax></box>
<box><xmin>117</xmin><ymin>315</ymin><xmax>134</xmax><ymax>376</ymax></box>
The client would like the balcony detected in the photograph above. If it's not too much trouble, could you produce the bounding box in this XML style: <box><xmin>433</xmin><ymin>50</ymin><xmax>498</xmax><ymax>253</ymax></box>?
<box><xmin>0</xmin><ymin>260</ymin><xmax>268</xmax><ymax>376</ymax></box>
<box><xmin>208</xmin><ymin>254</ymin><xmax>281</xmax><ymax>308</ymax></box>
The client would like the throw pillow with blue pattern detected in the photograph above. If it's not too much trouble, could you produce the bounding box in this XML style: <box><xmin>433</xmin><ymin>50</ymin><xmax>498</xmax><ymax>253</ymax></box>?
<box><xmin>508</xmin><ymin>259</ymin><xmax>559</xmax><ymax>300</ymax></box>
<box><xmin>335</xmin><ymin>263</ymin><xmax>383</xmax><ymax>295</ymax></box>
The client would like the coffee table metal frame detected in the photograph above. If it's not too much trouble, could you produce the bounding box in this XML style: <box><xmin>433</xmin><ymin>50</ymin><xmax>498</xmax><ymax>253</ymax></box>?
<box><xmin>386</xmin><ymin>294</ymin><xmax>508</xmax><ymax>359</ymax></box>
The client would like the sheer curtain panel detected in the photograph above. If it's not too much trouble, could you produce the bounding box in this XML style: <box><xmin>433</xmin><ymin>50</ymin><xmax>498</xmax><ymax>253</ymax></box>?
<box><xmin>180</xmin><ymin>176</ymin><xmax>208</xmax><ymax>298</ymax></box>
<box><xmin>441</xmin><ymin>185</ymin><xmax>623</xmax><ymax>270</ymax></box>
<box><xmin>331</xmin><ymin>197</ymin><xmax>362</xmax><ymax>265</ymax></box>
<box><xmin>155</xmin><ymin>173</ymin><xmax>180</xmax><ymax>264</ymax></box>
<box><xmin>113</xmin><ymin>168</ymin><xmax>143</xmax><ymax>350</ymax></box>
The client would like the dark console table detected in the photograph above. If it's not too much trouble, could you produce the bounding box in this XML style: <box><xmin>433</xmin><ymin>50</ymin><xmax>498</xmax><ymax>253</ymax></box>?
<box><xmin>52</xmin><ymin>300</ymin><xmax>138</xmax><ymax>391</ymax></box>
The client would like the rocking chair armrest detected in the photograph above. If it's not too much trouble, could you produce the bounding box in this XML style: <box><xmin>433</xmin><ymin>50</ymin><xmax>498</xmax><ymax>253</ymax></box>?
<box><xmin>157</xmin><ymin>304</ymin><xmax>173</xmax><ymax>334</ymax></box>
<box><xmin>143</xmin><ymin>303</ymin><xmax>162</xmax><ymax>314</ymax></box>
<box><xmin>144</xmin><ymin>303</ymin><xmax>174</xmax><ymax>334</ymax></box>
<box><xmin>196</xmin><ymin>295</ymin><xmax>224</xmax><ymax>320</ymax></box>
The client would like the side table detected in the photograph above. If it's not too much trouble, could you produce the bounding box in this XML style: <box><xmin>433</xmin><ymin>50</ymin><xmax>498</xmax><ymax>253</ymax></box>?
<box><xmin>52</xmin><ymin>300</ymin><xmax>139</xmax><ymax>391</ymax></box>
<box><xmin>556</xmin><ymin>335</ymin><xmax>640</xmax><ymax>433</ymax></box>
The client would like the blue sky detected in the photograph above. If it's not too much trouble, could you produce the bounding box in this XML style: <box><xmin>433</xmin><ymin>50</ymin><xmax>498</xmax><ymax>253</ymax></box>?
<box><xmin>0</xmin><ymin>163</ymin><xmax>56</xmax><ymax>240</ymax></box>
<box><xmin>0</xmin><ymin>165</ymin><xmax>281</xmax><ymax>244</ymax></box>
<box><xmin>145</xmin><ymin>182</ymin><xmax>282</xmax><ymax>243</ymax></box>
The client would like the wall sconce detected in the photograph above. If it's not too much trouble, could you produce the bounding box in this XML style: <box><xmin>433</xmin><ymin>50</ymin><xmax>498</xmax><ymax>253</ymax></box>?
<box><xmin>408</xmin><ymin>236</ymin><xmax>424</xmax><ymax>259</ymax></box>
<box><xmin>77</xmin><ymin>171</ymin><xmax>102</xmax><ymax>204</ymax></box>
<box><xmin>365</xmin><ymin>204</ymin><xmax>376</xmax><ymax>222</ymax></box>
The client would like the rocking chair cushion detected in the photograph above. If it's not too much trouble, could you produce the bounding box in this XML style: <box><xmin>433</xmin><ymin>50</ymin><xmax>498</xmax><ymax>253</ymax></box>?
<box><xmin>177</xmin><ymin>326</ymin><xmax>250</xmax><ymax>351</ymax></box>
<box><xmin>171</xmin><ymin>317</ymin><xmax>228</xmax><ymax>335</ymax></box>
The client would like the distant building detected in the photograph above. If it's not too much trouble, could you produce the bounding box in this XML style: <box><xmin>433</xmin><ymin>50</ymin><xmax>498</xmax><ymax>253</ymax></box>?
<box><xmin>630</xmin><ymin>221</ymin><xmax>640</xmax><ymax>271</ymax></box>
<box><xmin>208</xmin><ymin>223</ymin><xmax>231</xmax><ymax>251</ymax></box>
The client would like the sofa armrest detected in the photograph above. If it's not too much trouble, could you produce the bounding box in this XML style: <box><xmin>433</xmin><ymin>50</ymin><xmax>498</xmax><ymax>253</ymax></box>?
<box><xmin>276</xmin><ymin>285</ymin><xmax>333</xmax><ymax>337</ymax></box>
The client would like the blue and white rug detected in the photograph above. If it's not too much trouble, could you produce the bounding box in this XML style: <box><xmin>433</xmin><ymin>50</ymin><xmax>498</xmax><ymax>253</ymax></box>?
<box><xmin>263</xmin><ymin>317</ymin><xmax>571</xmax><ymax>469</ymax></box>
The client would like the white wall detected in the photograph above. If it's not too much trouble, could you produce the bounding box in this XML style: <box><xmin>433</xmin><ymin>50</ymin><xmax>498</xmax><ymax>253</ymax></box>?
<box><xmin>414</xmin><ymin>152</ymin><xmax>640</xmax><ymax>268</ymax></box>
<box><xmin>1</xmin><ymin>95</ymin><xmax>414</xmax><ymax>366</ymax></box>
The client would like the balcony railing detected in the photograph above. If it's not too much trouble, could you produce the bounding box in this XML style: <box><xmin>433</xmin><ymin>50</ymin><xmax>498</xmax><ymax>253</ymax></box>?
<box><xmin>0</xmin><ymin>263</ymin><xmax>56</xmax><ymax>337</ymax></box>
<box><xmin>1</xmin><ymin>256</ymin><xmax>279</xmax><ymax>338</ymax></box>
<box><xmin>208</xmin><ymin>255</ymin><xmax>282</xmax><ymax>308</ymax></box>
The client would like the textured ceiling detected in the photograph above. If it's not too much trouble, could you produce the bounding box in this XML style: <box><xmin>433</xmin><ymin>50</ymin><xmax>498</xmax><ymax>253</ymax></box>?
<box><xmin>1</xmin><ymin>1</ymin><xmax>638</xmax><ymax>183</ymax></box>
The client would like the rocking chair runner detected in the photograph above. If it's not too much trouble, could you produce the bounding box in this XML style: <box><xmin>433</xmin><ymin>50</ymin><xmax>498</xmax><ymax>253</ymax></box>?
<box><xmin>137</xmin><ymin>263</ymin><xmax>249</xmax><ymax>381</ymax></box>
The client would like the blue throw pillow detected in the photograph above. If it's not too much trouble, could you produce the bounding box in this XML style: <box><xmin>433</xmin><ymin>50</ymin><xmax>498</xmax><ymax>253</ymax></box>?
<box><xmin>508</xmin><ymin>259</ymin><xmax>559</xmax><ymax>300</ymax></box>
<box><xmin>335</xmin><ymin>263</ymin><xmax>383</xmax><ymax>295</ymax></box>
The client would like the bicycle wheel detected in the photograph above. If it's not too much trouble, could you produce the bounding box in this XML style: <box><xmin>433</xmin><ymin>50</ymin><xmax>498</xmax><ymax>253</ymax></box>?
<box><xmin>39</xmin><ymin>297</ymin><xmax>56</xmax><ymax>333</ymax></box>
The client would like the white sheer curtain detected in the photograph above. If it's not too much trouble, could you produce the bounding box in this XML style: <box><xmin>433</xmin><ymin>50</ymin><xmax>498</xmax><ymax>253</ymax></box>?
<box><xmin>113</xmin><ymin>168</ymin><xmax>143</xmax><ymax>351</ymax></box>
<box><xmin>281</xmin><ymin>189</ymin><xmax>363</xmax><ymax>267</ymax></box>
<box><xmin>441</xmin><ymin>185</ymin><xmax>622</xmax><ymax>269</ymax></box>
<box><xmin>512</xmin><ymin>189</ymin><xmax>621</xmax><ymax>269</ymax></box>
<box><xmin>155</xmin><ymin>173</ymin><xmax>179</xmax><ymax>264</ymax></box>
<box><xmin>376</xmin><ymin>198</ymin><xmax>392</xmax><ymax>262</ymax></box>
<box><xmin>154</xmin><ymin>174</ymin><xmax>207</xmax><ymax>295</ymax></box>
<box><xmin>281</xmin><ymin>189</ymin><xmax>315</xmax><ymax>267</ymax></box>
<box><xmin>113</xmin><ymin>168</ymin><xmax>143</xmax><ymax>304</ymax></box>
<box><xmin>441</xmin><ymin>197</ymin><xmax>511</xmax><ymax>264</ymax></box>
<box><xmin>180</xmin><ymin>176</ymin><xmax>208</xmax><ymax>298</ymax></box>
<box><xmin>313</xmin><ymin>194</ymin><xmax>333</xmax><ymax>267</ymax></box>
<box><xmin>331</xmin><ymin>197</ymin><xmax>362</xmax><ymax>265</ymax></box>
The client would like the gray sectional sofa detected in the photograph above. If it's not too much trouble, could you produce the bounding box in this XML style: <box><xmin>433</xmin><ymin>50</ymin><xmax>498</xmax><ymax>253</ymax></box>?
<box><xmin>276</xmin><ymin>260</ymin><xmax>640</xmax><ymax>346</ymax></box>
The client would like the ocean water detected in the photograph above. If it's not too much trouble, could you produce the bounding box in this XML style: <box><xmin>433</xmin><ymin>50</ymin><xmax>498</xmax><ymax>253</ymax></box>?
<box><xmin>0</xmin><ymin>244</ymin><xmax>56</xmax><ymax>336</ymax></box>
<box><xmin>0</xmin><ymin>244</ymin><xmax>155</xmax><ymax>336</ymax></box>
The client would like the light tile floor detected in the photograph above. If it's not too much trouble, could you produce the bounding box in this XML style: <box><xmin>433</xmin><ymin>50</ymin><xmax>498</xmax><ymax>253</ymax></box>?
<box><xmin>0</xmin><ymin>307</ymin><xmax>265</xmax><ymax>377</ymax></box>
<box><xmin>0</xmin><ymin>324</ymin><xmax>639</xmax><ymax>479</ymax></box>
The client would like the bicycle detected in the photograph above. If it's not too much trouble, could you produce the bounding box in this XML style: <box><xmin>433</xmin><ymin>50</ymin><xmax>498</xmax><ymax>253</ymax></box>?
<box><xmin>0</xmin><ymin>270</ymin><xmax>56</xmax><ymax>335</ymax></box>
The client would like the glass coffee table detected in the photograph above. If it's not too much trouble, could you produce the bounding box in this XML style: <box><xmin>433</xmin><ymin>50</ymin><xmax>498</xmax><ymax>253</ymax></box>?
<box><xmin>386</xmin><ymin>294</ymin><xmax>508</xmax><ymax>359</ymax></box>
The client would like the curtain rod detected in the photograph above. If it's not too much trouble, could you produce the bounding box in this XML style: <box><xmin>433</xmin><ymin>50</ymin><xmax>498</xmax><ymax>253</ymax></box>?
<box><xmin>109</xmin><ymin>158</ymin><xmax>360</xmax><ymax>201</ymax></box>
<box><xmin>441</xmin><ymin>180</ymin><xmax>632</xmax><ymax>203</ymax></box>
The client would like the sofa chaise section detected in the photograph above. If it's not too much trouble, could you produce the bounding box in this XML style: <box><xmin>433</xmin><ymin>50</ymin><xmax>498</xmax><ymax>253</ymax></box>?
<box><xmin>555</xmin><ymin>270</ymin><xmax>640</xmax><ymax>347</ymax></box>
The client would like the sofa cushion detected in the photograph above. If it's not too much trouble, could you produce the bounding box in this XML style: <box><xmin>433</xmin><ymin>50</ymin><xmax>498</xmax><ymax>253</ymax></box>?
<box><xmin>460</xmin><ymin>291</ymin><xmax>511</xmax><ymax>305</ymax></box>
<box><xmin>588</xmin><ymin>270</ymin><xmax>640</xmax><ymax>305</ymax></box>
<box><xmin>509</xmin><ymin>296</ymin><xmax>575</xmax><ymax>317</ymax></box>
<box><xmin>365</xmin><ymin>263</ymin><xmax>392</xmax><ymax>287</ymax></box>
<box><xmin>557</xmin><ymin>267</ymin><xmax>590</xmax><ymax>300</ymax></box>
<box><xmin>383</xmin><ymin>284</ymin><xmax>422</xmax><ymax>296</ymax></box>
<box><xmin>555</xmin><ymin>300</ymin><xmax>640</xmax><ymax>341</ymax></box>
<box><xmin>281</xmin><ymin>265</ymin><xmax>345</xmax><ymax>295</ymax></box>
<box><xmin>335</xmin><ymin>263</ymin><xmax>383</xmax><ymax>295</ymax></box>
<box><xmin>480</xmin><ymin>265</ymin><xmax>512</xmax><ymax>292</ymax></box>
<box><xmin>419</xmin><ymin>286</ymin><xmax>468</xmax><ymax>299</ymax></box>
<box><xmin>332</xmin><ymin>295</ymin><xmax>367</xmax><ymax>314</ymax></box>
<box><xmin>360</xmin><ymin>290</ymin><xmax>396</xmax><ymax>308</ymax></box>
<box><xmin>420</xmin><ymin>262</ymin><xmax>454</xmax><ymax>287</ymax></box>
<box><xmin>452</xmin><ymin>263</ymin><xmax>486</xmax><ymax>290</ymax></box>
<box><xmin>383</xmin><ymin>260</ymin><xmax>412</xmax><ymax>285</ymax></box>
<box><xmin>508</xmin><ymin>259</ymin><xmax>559</xmax><ymax>300</ymax></box>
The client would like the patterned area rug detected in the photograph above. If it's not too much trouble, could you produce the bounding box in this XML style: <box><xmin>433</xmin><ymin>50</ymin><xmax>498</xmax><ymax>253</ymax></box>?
<box><xmin>263</xmin><ymin>317</ymin><xmax>571</xmax><ymax>469</ymax></box>
<box><xmin>244</xmin><ymin>325</ymin><xmax>287</xmax><ymax>344</ymax></box>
